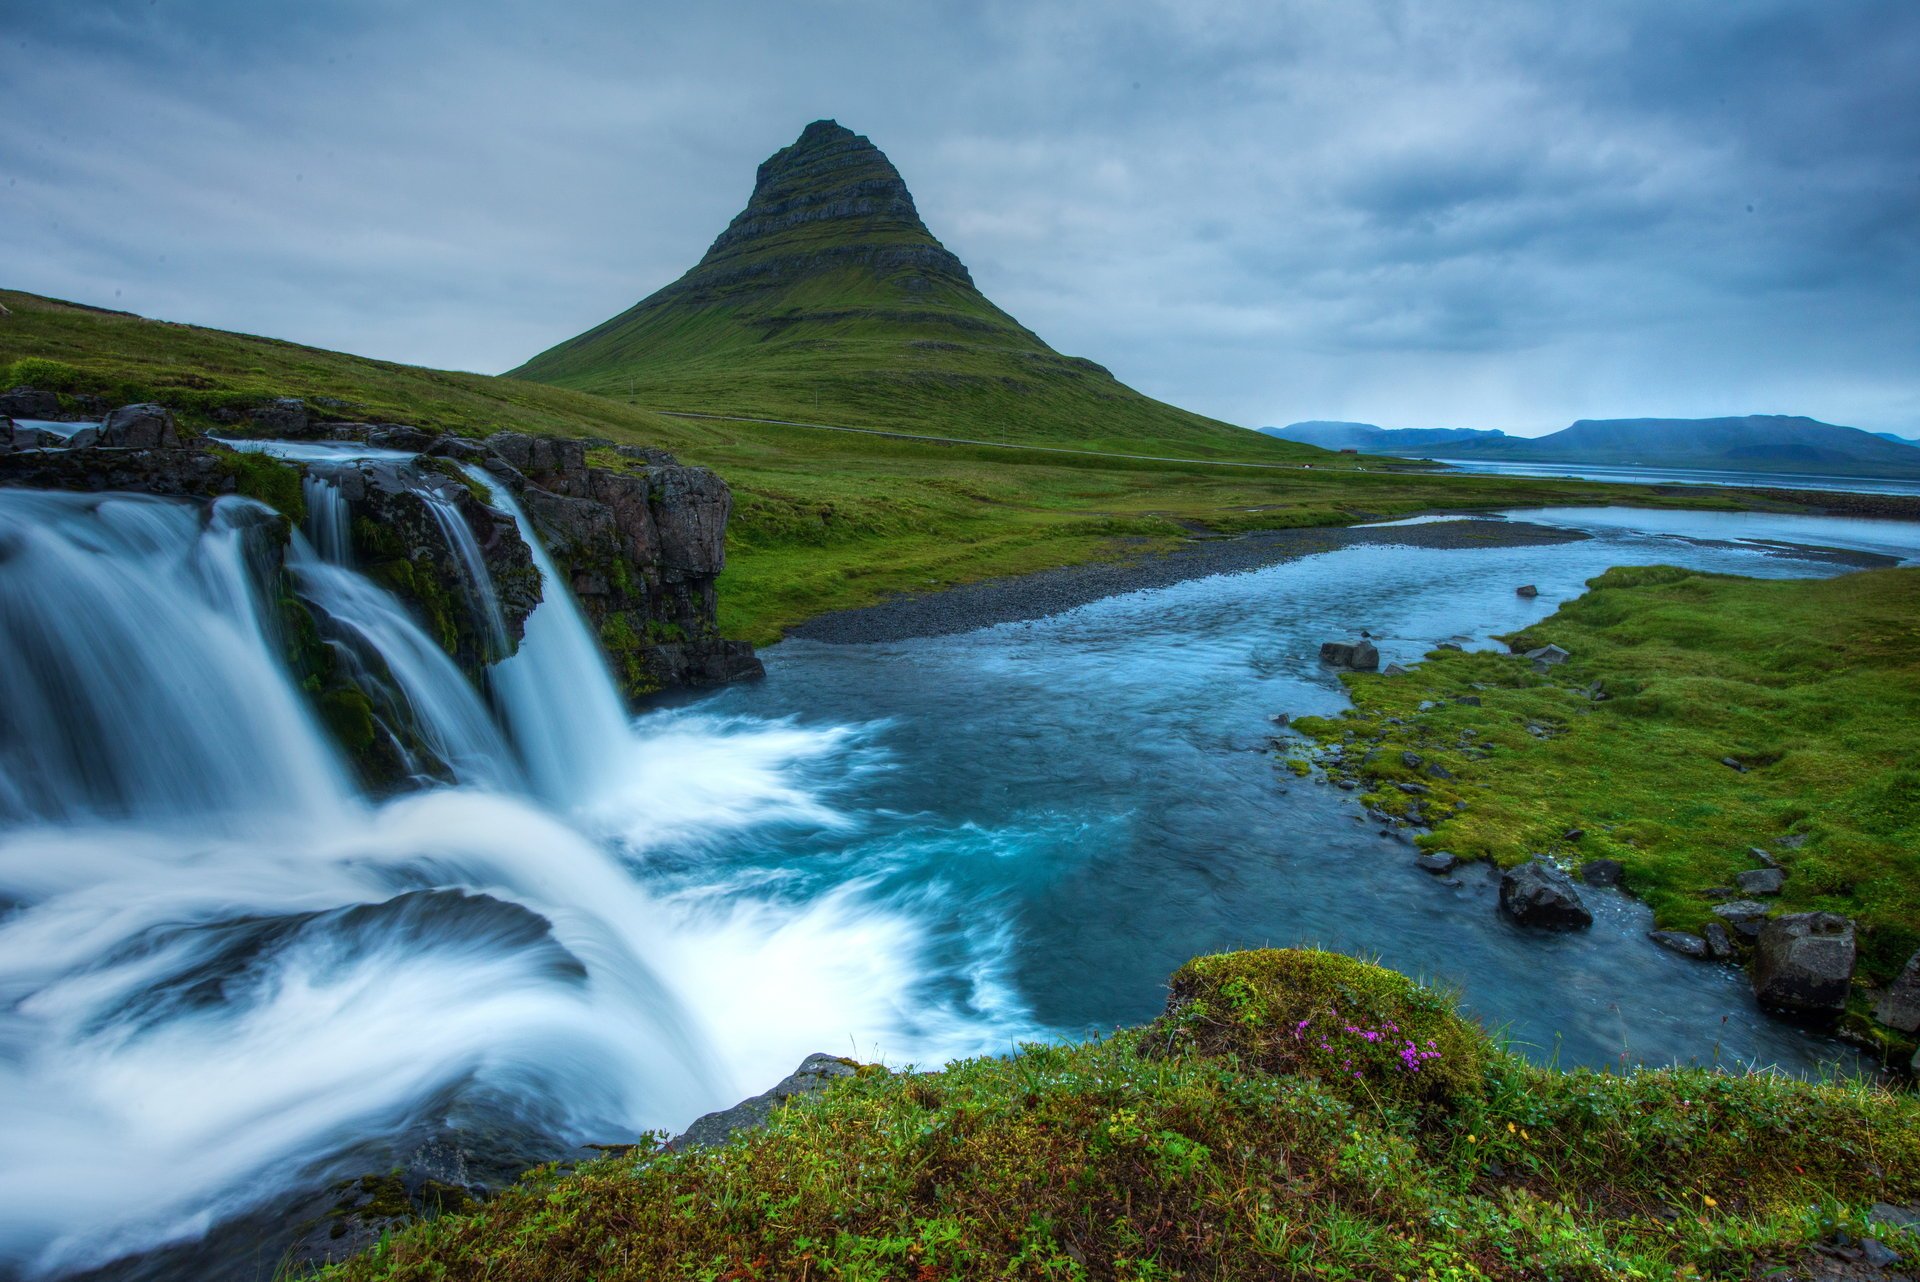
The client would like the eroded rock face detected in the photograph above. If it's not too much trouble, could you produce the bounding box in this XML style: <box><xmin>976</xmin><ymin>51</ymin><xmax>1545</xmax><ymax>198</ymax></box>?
<box><xmin>481</xmin><ymin>431</ymin><xmax>763</xmax><ymax>698</ymax></box>
<box><xmin>1499</xmin><ymin>858</ymin><xmax>1594</xmax><ymax>930</ymax></box>
<box><xmin>1752</xmin><ymin>912</ymin><xmax>1856</xmax><ymax>1016</ymax></box>
<box><xmin>0</xmin><ymin>386</ymin><xmax>61</xmax><ymax>419</ymax></box>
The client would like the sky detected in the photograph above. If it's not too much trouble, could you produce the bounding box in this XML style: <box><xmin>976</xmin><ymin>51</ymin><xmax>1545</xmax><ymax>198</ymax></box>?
<box><xmin>3</xmin><ymin>0</ymin><xmax>1917</xmax><ymax>436</ymax></box>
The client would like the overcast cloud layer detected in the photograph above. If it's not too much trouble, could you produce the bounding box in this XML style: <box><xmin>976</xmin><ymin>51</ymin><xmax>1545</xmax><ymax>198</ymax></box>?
<box><xmin>3</xmin><ymin>0</ymin><xmax>1917</xmax><ymax>435</ymax></box>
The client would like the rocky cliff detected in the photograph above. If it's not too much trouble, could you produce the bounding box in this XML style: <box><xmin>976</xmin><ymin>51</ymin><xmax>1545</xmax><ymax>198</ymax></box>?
<box><xmin>1</xmin><ymin>396</ymin><xmax>761</xmax><ymax>722</ymax></box>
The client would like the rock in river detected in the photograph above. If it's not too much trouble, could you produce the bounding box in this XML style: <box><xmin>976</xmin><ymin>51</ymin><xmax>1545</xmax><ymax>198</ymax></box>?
<box><xmin>1752</xmin><ymin>912</ymin><xmax>1856</xmax><ymax>1016</ymax></box>
<box><xmin>1499</xmin><ymin>858</ymin><xmax>1593</xmax><ymax>930</ymax></box>
<box><xmin>1650</xmin><ymin>930</ymin><xmax>1710</xmax><ymax>959</ymax></box>
<box><xmin>1319</xmin><ymin>640</ymin><xmax>1379</xmax><ymax>671</ymax></box>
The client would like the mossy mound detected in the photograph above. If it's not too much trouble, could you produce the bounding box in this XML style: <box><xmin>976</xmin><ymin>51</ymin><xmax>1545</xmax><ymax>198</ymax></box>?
<box><xmin>1154</xmin><ymin>948</ymin><xmax>1487</xmax><ymax>1112</ymax></box>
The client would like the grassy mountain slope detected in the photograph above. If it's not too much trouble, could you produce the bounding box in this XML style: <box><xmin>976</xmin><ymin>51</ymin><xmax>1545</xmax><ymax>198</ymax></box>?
<box><xmin>510</xmin><ymin>120</ymin><xmax>1309</xmax><ymax>460</ymax></box>
<box><xmin>1</xmin><ymin>288</ymin><xmax>1843</xmax><ymax>645</ymax></box>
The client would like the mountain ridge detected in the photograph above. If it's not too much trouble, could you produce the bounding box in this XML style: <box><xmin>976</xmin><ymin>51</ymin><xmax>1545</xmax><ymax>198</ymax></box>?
<box><xmin>510</xmin><ymin>121</ymin><xmax>1311</xmax><ymax>461</ymax></box>
<box><xmin>1264</xmin><ymin>415</ymin><xmax>1920</xmax><ymax>478</ymax></box>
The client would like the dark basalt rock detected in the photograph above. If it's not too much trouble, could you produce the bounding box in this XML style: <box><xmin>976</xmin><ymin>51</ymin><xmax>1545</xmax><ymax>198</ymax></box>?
<box><xmin>1319</xmin><ymin>639</ymin><xmax>1379</xmax><ymax>670</ymax></box>
<box><xmin>1736</xmin><ymin>867</ymin><xmax>1787</xmax><ymax>895</ymax></box>
<box><xmin>669</xmin><ymin>1053</ymin><xmax>862</xmax><ymax>1151</ymax></box>
<box><xmin>100</xmin><ymin>402</ymin><xmax>181</xmax><ymax>449</ymax></box>
<box><xmin>1875</xmin><ymin>950</ymin><xmax>1920</xmax><ymax>1034</ymax></box>
<box><xmin>1752</xmin><ymin>912</ymin><xmax>1856</xmax><ymax>1016</ymax></box>
<box><xmin>1499</xmin><ymin>858</ymin><xmax>1594</xmax><ymax>930</ymax></box>
<box><xmin>0</xmin><ymin>385</ymin><xmax>62</xmax><ymax>418</ymax></box>
<box><xmin>1581</xmin><ymin>858</ymin><xmax>1624</xmax><ymax>887</ymax></box>
<box><xmin>1650</xmin><ymin>930</ymin><xmax>1710</xmax><ymax>959</ymax></box>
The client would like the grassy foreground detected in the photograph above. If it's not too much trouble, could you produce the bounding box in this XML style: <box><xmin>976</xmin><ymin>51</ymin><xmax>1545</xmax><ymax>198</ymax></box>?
<box><xmin>1291</xmin><ymin>566</ymin><xmax>1920</xmax><ymax>1020</ymax></box>
<box><xmin>314</xmin><ymin>949</ymin><xmax>1919</xmax><ymax>1281</ymax></box>
<box><xmin>1</xmin><ymin>288</ymin><xmax>1785</xmax><ymax>645</ymax></box>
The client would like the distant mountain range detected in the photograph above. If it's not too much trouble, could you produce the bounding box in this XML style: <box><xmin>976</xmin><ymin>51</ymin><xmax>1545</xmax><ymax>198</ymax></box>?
<box><xmin>1259</xmin><ymin>415</ymin><xmax>1920</xmax><ymax>479</ymax></box>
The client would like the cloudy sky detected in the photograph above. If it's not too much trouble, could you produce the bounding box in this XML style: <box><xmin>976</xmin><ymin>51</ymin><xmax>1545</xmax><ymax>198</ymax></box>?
<box><xmin>4</xmin><ymin>0</ymin><xmax>1917</xmax><ymax>435</ymax></box>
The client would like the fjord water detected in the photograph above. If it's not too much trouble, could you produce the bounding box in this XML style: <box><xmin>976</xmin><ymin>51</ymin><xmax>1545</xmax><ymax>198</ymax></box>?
<box><xmin>1</xmin><ymin>484</ymin><xmax>1917</xmax><ymax>1278</ymax></box>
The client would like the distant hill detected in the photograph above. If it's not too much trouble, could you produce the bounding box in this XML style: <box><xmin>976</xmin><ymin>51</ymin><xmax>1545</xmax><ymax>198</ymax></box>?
<box><xmin>1872</xmin><ymin>431</ymin><xmax>1920</xmax><ymax>448</ymax></box>
<box><xmin>1274</xmin><ymin>414</ymin><xmax>1920</xmax><ymax>479</ymax></box>
<box><xmin>1259</xmin><ymin>421</ymin><xmax>1507</xmax><ymax>452</ymax></box>
<box><xmin>511</xmin><ymin>120</ymin><xmax>1315</xmax><ymax>462</ymax></box>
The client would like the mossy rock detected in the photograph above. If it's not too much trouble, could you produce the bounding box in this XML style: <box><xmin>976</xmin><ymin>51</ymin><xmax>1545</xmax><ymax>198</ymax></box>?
<box><xmin>1153</xmin><ymin>948</ymin><xmax>1486</xmax><ymax>1112</ymax></box>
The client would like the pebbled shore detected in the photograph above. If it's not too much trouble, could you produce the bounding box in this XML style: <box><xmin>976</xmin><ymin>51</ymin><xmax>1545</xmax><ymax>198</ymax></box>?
<box><xmin>788</xmin><ymin>516</ymin><xmax>1592</xmax><ymax>644</ymax></box>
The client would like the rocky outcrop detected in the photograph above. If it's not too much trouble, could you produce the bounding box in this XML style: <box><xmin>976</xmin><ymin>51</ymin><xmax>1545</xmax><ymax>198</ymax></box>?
<box><xmin>669</xmin><ymin>1054</ymin><xmax>862</xmax><ymax>1151</ymax></box>
<box><xmin>1752</xmin><ymin>912</ymin><xmax>1856</xmax><ymax>1016</ymax></box>
<box><xmin>0</xmin><ymin>386</ymin><xmax>61</xmax><ymax>419</ymax></box>
<box><xmin>100</xmin><ymin>402</ymin><xmax>181</xmax><ymax>448</ymax></box>
<box><xmin>475</xmin><ymin>432</ymin><xmax>763</xmax><ymax>696</ymax></box>
<box><xmin>1</xmin><ymin>404</ymin><xmax>761</xmax><ymax>714</ymax></box>
<box><xmin>1499</xmin><ymin>858</ymin><xmax>1593</xmax><ymax>930</ymax></box>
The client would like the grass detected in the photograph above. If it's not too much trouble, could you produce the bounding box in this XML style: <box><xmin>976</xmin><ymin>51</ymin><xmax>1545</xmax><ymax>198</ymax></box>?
<box><xmin>0</xmin><ymin>288</ymin><xmax>1852</xmax><ymax>647</ymax></box>
<box><xmin>311</xmin><ymin>948</ymin><xmax>1920</xmax><ymax>1282</ymax></box>
<box><xmin>1291</xmin><ymin>565</ymin><xmax>1920</xmax><ymax>995</ymax></box>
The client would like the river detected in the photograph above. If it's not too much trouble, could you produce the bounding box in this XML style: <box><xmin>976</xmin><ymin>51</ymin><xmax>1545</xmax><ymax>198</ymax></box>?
<box><xmin>1</xmin><ymin>476</ymin><xmax>1916</xmax><ymax>1278</ymax></box>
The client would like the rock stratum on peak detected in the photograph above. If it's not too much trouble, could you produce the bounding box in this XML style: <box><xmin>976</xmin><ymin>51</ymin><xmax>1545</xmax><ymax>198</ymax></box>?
<box><xmin>511</xmin><ymin>120</ymin><xmax>1309</xmax><ymax>460</ymax></box>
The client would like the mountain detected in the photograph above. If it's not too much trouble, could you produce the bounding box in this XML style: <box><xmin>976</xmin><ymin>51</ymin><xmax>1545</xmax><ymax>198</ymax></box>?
<box><xmin>1290</xmin><ymin>414</ymin><xmax>1920</xmax><ymax>479</ymax></box>
<box><xmin>1259</xmin><ymin>421</ymin><xmax>1507</xmax><ymax>451</ymax></box>
<box><xmin>511</xmin><ymin>121</ymin><xmax>1311</xmax><ymax>460</ymax></box>
<box><xmin>1872</xmin><ymin>431</ymin><xmax>1920</xmax><ymax>448</ymax></box>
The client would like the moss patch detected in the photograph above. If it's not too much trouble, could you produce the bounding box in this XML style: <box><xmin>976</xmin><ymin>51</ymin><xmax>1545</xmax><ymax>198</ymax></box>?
<box><xmin>316</xmin><ymin>949</ymin><xmax>1920</xmax><ymax>1282</ymax></box>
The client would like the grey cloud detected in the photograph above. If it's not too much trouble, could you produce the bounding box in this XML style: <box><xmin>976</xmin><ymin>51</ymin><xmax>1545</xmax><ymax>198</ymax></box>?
<box><xmin>0</xmin><ymin>0</ymin><xmax>1915</xmax><ymax>435</ymax></box>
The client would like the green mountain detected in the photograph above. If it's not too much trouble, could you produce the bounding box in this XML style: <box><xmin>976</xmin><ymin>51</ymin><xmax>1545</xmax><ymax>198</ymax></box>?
<box><xmin>511</xmin><ymin>120</ymin><xmax>1299</xmax><ymax>460</ymax></box>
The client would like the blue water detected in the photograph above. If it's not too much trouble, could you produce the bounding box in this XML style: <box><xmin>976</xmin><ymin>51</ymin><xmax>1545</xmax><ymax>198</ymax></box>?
<box><xmin>1428</xmin><ymin>457</ymin><xmax>1920</xmax><ymax>497</ymax></box>
<box><xmin>659</xmin><ymin>506</ymin><xmax>1920</xmax><ymax>1075</ymax></box>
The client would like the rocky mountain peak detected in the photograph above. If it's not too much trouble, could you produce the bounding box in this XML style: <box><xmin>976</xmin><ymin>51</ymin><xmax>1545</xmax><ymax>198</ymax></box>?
<box><xmin>688</xmin><ymin>120</ymin><xmax>973</xmax><ymax>291</ymax></box>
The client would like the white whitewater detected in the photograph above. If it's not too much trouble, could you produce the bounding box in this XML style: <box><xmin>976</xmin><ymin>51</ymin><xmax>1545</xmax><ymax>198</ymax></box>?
<box><xmin>0</xmin><ymin>475</ymin><xmax>1007</xmax><ymax>1278</ymax></box>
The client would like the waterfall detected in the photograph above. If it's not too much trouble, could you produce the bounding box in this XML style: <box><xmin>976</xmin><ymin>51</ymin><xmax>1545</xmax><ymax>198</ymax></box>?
<box><xmin>0</xmin><ymin>489</ymin><xmax>352</xmax><ymax>830</ymax></box>
<box><xmin>0</xmin><ymin>460</ymin><xmax>990</xmax><ymax>1279</ymax></box>
<box><xmin>287</xmin><ymin>535</ymin><xmax>523</xmax><ymax>791</ymax></box>
<box><xmin>301</xmin><ymin>473</ymin><xmax>354</xmax><ymax>567</ymax></box>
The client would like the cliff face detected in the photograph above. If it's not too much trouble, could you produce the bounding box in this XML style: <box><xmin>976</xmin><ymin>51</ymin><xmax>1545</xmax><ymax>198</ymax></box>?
<box><xmin>0</xmin><ymin>403</ymin><xmax>763</xmax><ymax>709</ymax></box>
<box><xmin>478</xmin><ymin>432</ymin><xmax>763</xmax><ymax>695</ymax></box>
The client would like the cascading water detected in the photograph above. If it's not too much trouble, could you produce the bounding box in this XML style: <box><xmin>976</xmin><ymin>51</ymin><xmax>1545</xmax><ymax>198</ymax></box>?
<box><xmin>0</xmin><ymin>465</ymin><xmax>1009</xmax><ymax>1280</ymax></box>
<box><xmin>301</xmin><ymin>473</ymin><xmax>354</xmax><ymax>567</ymax></box>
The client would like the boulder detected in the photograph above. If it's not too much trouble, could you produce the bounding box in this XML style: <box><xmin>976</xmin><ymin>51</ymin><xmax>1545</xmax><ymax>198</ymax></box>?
<box><xmin>1319</xmin><ymin>640</ymin><xmax>1379</xmax><ymax>671</ymax></box>
<box><xmin>1516</xmin><ymin>584</ymin><xmax>1539</xmax><ymax>597</ymax></box>
<box><xmin>1382</xmin><ymin>663</ymin><xmax>1411</xmax><ymax>676</ymax></box>
<box><xmin>100</xmin><ymin>403</ymin><xmax>180</xmax><ymax>449</ymax></box>
<box><xmin>1499</xmin><ymin>858</ymin><xmax>1593</xmax><ymax>930</ymax></box>
<box><xmin>1415</xmin><ymin>851</ymin><xmax>1458</xmax><ymax>874</ymax></box>
<box><xmin>1703</xmin><ymin>922</ymin><xmax>1736</xmax><ymax>960</ymax></box>
<box><xmin>1873</xmin><ymin>950</ymin><xmax>1920</xmax><ymax>1033</ymax></box>
<box><xmin>1580</xmin><ymin>858</ymin><xmax>1623</xmax><ymax>888</ymax></box>
<box><xmin>0</xmin><ymin>386</ymin><xmax>61</xmax><ymax>419</ymax></box>
<box><xmin>1751</xmin><ymin>912</ymin><xmax>1855</xmax><ymax>1016</ymax></box>
<box><xmin>1526</xmin><ymin>644</ymin><xmax>1570</xmax><ymax>669</ymax></box>
<box><xmin>250</xmin><ymin>397</ymin><xmax>311</xmax><ymax>436</ymax></box>
<box><xmin>669</xmin><ymin>1053</ymin><xmax>861</xmax><ymax>1151</ymax></box>
<box><xmin>1650</xmin><ymin>930</ymin><xmax>1709</xmax><ymax>959</ymax></box>
<box><xmin>1711</xmin><ymin>900</ymin><xmax>1771</xmax><ymax>941</ymax></box>
<box><xmin>63</xmin><ymin>425</ymin><xmax>100</xmax><ymax>448</ymax></box>
<box><xmin>1736</xmin><ymin>867</ymin><xmax>1786</xmax><ymax>896</ymax></box>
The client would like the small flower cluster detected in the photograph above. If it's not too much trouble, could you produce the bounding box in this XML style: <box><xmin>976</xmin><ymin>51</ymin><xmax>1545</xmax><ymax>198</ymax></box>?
<box><xmin>1293</xmin><ymin>1012</ymin><xmax>1443</xmax><ymax>1080</ymax></box>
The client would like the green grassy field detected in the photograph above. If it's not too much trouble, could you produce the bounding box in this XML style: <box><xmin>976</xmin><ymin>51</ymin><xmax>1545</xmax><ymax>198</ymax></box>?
<box><xmin>3</xmin><ymin>288</ymin><xmax>1783</xmax><ymax>645</ymax></box>
<box><xmin>315</xmin><ymin>949</ymin><xmax>1920</xmax><ymax>1282</ymax></box>
<box><xmin>1292</xmin><ymin>565</ymin><xmax>1920</xmax><ymax>1024</ymax></box>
